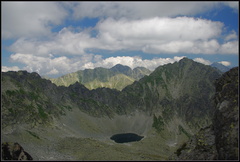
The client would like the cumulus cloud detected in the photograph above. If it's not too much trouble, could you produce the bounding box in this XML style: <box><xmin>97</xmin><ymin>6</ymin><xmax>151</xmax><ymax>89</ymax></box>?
<box><xmin>2</xmin><ymin>2</ymin><xmax>68</xmax><ymax>39</ymax></box>
<box><xmin>218</xmin><ymin>61</ymin><xmax>231</xmax><ymax>66</ymax></box>
<box><xmin>219</xmin><ymin>41</ymin><xmax>239</xmax><ymax>54</ymax></box>
<box><xmin>107</xmin><ymin>17</ymin><xmax>221</xmax><ymax>40</ymax></box>
<box><xmin>9</xmin><ymin>53</ymin><xmax>96</xmax><ymax>76</ymax></box>
<box><xmin>225</xmin><ymin>30</ymin><xmax>238</xmax><ymax>41</ymax></box>
<box><xmin>2</xmin><ymin>66</ymin><xmax>21</xmax><ymax>72</ymax></box>
<box><xmin>193</xmin><ymin>58</ymin><xmax>212</xmax><ymax>65</ymax></box>
<box><xmin>2</xmin><ymin>1</ymin><xmax>237</xmax><ymax>41</ymax></box>
<box><xmin>9</xmin><ymin>28</ymin><xmax>96</xmax><ymax>56</ymax></box>
<box><xmin>10</xmin><ymin>16</ymin><xmax>237</xmax><ymax>56</ymax></box>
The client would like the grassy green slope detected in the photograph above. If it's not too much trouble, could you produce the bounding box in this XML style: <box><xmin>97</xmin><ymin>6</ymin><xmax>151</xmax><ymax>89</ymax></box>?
<box><xmin>49</xmin><ymin>65</ymin><xmax>151</xmax><ymax>90</ymax></box>
<box><xmin>85</xmin><ymin>74</ymin><xmax>135</xmax><ymax>90</ymax></box>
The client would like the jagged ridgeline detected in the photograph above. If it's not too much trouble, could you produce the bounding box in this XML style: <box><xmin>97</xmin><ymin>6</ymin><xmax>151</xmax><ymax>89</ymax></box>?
<box><xmin>2</xmin><ymin>58</ymin><xmax>221</xmax><ymax>129</ymax></box>
<box><xmin>2</xmin><ymin>58</ymin><xmax>223</xmax><ymax>160</ymax></box>
<box><xmin>48</xmin><ymin>64</ymin><xmax>152</xmax><ymax>91</ymax></box>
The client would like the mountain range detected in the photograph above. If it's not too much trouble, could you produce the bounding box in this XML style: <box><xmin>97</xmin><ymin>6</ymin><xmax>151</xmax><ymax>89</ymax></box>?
<box><xmin>2</xmin><ymin>57</ymin><xmax>238</xmax><ymax>160</ymax></box>
<box><xmin>48</xmin><ymin>64</ymin><xmax>151</xmax><ymax>91</ymax></box>
<box><xmin>48</xmin><ymin>61</ymin><xmax>230</xmax><ymax>91</ymax></box>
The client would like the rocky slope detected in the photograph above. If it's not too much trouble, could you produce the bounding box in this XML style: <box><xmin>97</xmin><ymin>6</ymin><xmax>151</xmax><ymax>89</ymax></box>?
<box><xmin>1</xmin><ymin>58</ymin><xmax>223</xmax><ymax>160</ymax></box>
<box><xmin>49</xmin><ymin>64</ymin><xmax>151</xmax><ymax>90</ymax></box>
<box><xmin>171</xmin><ymin>67</ymin><xmax>239</xmax><ymax>160</ymax></box>
<box><xmin>119</xmin><ymin>58</ymin><xmax>221</xmax><ymax>131</ymax></box>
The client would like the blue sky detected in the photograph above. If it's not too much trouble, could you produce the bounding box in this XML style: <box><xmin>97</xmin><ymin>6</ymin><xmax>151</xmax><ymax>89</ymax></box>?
<box><xmin>1</xmin><ymin>1</ymin><xmax>239</xmax><ymax>77</ymax></box>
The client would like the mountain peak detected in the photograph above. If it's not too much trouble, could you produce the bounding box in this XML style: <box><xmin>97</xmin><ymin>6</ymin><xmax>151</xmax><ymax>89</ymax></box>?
<box><xmin>110</xmin><ymin>64</ymin><xmax>132</xmax><ymax>74</ymax></box>
<box><xmin>211</xmin><ymin>62</ymin><xmax>230</xmax><ymax>72</ymax></box>
<box><xmin>178</xmin><ymin>57</ymin><xmax>193</xmax><ymax>63</ymax></box>
<box><xmin>111</xmin><ymin>64</ymin><xmax>132</xmax><ymax>70</ymax></box>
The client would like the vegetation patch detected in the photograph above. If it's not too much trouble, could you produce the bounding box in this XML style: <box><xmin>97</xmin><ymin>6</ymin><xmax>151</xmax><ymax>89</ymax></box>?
<box><xmin>37</xmin><ymin>104</ymin><xmax>48</xmax><ymax>119</ymax></box>
<box><xmin>5</xmin><ymin>90</ymin><xmax>17</xmax><ymax>96</ymax></box>
<box><xmin>162</xmin><ymin>105</ymin><xmax>174</xmax><ymax>121</ymax></box>
<box><xmin>152</xmin><ymin>114</ymin><xmax>165</xmax><ymax>132</ymax></box>
<box><xmin>29</xmin><ymin>92</ymin><xmax>39</xmax><ymax>100</ymax></box>
<box><xmin>18</xmin><ymin>88</ymin><xmax>26</xmax><ymax>94</ymax></box>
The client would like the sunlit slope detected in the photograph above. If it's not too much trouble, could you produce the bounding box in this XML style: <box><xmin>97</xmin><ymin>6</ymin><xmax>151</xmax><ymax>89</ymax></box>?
<box><xmin>85</xmin><ymin>74</ymin><xmax>135</xmax><ymax>90</ymax></box>
<box><xmin>49</xmin><ymin>64</ymin><xmax>151</xmax><ymax>90</ymax></box>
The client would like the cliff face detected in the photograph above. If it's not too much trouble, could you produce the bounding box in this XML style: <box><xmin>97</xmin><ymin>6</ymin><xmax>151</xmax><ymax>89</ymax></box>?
<box><xmin>213</xmin><ymin>67</ymin><xmax>239</xmax><ymax>160</ymax></box>
<box><xmin>171</xmin><ymin>67</ymin><xmax>239</xmax><ymax>160</ymax></box>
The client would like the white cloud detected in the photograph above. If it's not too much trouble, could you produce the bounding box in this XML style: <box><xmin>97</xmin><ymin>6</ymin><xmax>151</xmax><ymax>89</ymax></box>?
<box><xmin>218</xmin><ymin>61</ymin><xmax>231</xmax><ymax>66</ymax></box>
<box><xmin>193</xmin><ymin>58</ymin><xmax>212</xmax><ymax>65</ymax></box>
<box><xmin>2</xmin><ymin>2</ymin><xmax>68</xmax><ymax>39</ymax></box>
<box><xmin>225</xmin><ymin>30</ymin><xmax>238</xmax><ymax>41</ymax></box>
<box><xmin>191</xmin><ymin>39</ymin><xmax>220</xmax><ymax>54</ymax></box>
<box><xmin>97</xmin><ymin>17</ymin><xmax>223</xmax><ymax>42</ymax></box>
<box><xmin>2</xmin><ymin>1</ymin><xmax>237</xmax><ymax>41</ymax></box>
<box><xmin>9</xmin><ymin>16</ymin><xmax>232</xmax><ymax>56</ymax></box>
<box><xmin>219</xmin><ymin>41</ymin><xmax>239</xmax><ymax>54</ymax></box>
<box><xmin>9</xmin><ymin>28</ymin><xmax>96</xmax><ymax>56</ymax></box>
<box><xmin>2</xmin><ymin>66</ymin><xmax>21</xmax><ymax>72</ymax></box>
<box><xmin>9</xmin><ymin>53</ymin><xmax>95</xmax><ymax>76</ymax></box>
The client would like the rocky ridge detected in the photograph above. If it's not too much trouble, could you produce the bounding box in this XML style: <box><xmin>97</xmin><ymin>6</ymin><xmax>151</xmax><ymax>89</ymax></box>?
<box><xmin>171</xmin><ymin>67</ymin><xmax>238</xmax><ymax>160</ymax></box>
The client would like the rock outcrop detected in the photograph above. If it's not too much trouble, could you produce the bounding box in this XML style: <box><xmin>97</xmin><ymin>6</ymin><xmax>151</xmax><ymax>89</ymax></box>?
<box><xmin>171</xmin><ymin>67</ymin><xmax>239</xmax><ymax>160</ymax></box>
<box><xmin>213</xmin><ymin>67</ymin><xmax>238</xmax><ymax>160</ymax></box>
<box><xmin>2</xmin><ymin>142</ymin><xmax>33</xmax><ymax>160</ymax></box>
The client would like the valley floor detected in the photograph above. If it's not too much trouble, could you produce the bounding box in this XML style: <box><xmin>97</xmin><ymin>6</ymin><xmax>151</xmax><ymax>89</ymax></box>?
<box><xmin>2</xmin><ymin>128</ymin><xmax>182</xmax><ymax>160</ymax></box>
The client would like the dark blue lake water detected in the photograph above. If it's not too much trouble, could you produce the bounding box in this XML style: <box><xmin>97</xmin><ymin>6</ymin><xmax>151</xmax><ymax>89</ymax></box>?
<box><xmin>110</xmin><ymin>133</ymin><xmax>144</xmax><ymax>143</ymax></box>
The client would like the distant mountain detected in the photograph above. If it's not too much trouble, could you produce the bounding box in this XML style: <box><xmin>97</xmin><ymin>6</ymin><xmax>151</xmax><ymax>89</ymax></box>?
<box><xmin>2</xmin><ymin>57</ymin><xmax>226</xmax><ymax>160</ymax></box>
<box><xmin>49</xmin><ymin>64</ymin><xmax>151</xmax><ymax>90</ymax></box>
<box><xmin>210</xmin><ymin>62</ymin><xmax>230</xmax><ymax>72</ymax></box>
<box><xmin>110</xmin><ymin>64</ymin><xmax>132</xmax><ymax>76</ymax></box>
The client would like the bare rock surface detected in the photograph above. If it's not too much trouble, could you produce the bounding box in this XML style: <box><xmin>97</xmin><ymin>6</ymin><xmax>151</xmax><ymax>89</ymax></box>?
<box><xmin>171</xmin><ymin>67</ymin><xmax>239</xmax><ymax>160</ymax></box>
<box><xmin>2</xmin><ymin>142</ymin><xmax>33</xmax><ymax>160</ymax></box>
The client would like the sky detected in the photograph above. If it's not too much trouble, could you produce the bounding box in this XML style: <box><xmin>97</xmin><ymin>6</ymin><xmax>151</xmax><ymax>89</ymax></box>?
<box><xmin>1</xmin><ymin>1</ymin><xmax>239</xmax><ymax>78</ymax></box>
